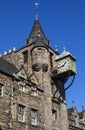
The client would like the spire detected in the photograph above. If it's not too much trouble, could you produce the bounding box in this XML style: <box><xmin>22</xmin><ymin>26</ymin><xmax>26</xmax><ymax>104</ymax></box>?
<box><xmin>26</xmin><ymin>2</ymin><xmax>49</xmax><ymax>46</ymax></box>
<box><xmin>29</xmin><ymin>20</ymin><xmax>46</xmax><ymax>39</ymax></box>
<box><xmin>28</xmin><ymin>2</ymin><xmax>46</xmax><ymax>40</ymax></box>
<box><xmin>35</xmin><ymin>2</ymin><xmax>39</xmax><ymax>20</ymax></box>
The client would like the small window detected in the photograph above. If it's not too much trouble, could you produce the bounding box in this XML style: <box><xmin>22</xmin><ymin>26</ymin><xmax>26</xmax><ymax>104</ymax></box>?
<box><xmin>37</xmin><ymin>48</ymin><xmax>42</xmax><ymax>50</ymax></box>
<box><xmin>31</xmin><ymin>108</ymin><xmax>38</xmax><ymax>126</ymax></box>
<box><xmin>18</xmin><ymin>104</ymin><xmax>25</xmax><ymax>122</ymax></box>
<box><xmin>34</xmin><ymin>53</ymin><xmax>38</xmax><ymax>59</ymax></box>
<box><xmin>50</xmin><ymin>52</ymin><xmax>53</xmax><ymax>67</ymax></box>
<box><xmin>19</xmin><ymin>84</ymin><xmax>24</xmax><ymax>91</ymax></box>
<box><xmin>19</xmin><ymin>82</ymin><xmax>26</xmax><ymax>92</ymax></box>
<box><xmin>37</xmin><ymin>48</ymin><xmax>45</xmax><ymax>51</ymax></box>
<box><xmin>31</xmin><ymin>88</ymin><xmax>38</xmax><ymax>96</ymax></box>
<box><xmin>0</xmin><ymin>84</ymin><xmax>3</xmax><ymax>96</ymax></box>
<box><xmin>52</xmin><ymin>109</ymin><xmax>57</xmax><ymax>121</ymax></box>
<box><xmin>23</xmin><ymin>50</ymin><xmax>28</xmax><ymax>63</ymax></box>
<box><xmin>19</xmin><ymin>84</ymin><xmax>25</xmax><ymax>92</ymax></box>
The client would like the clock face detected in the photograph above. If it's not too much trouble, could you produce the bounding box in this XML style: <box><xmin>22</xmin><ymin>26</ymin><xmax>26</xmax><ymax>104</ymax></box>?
<box><xmin>58</xmin><ymin>59</ymin><xmax>69</xmax><ymax>72</ymax></box>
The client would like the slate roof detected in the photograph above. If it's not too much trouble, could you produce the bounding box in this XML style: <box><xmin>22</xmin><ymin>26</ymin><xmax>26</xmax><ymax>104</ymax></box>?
<box><xmin>32</xmin><ymin>37</ymin><xmax>48</xmax><ymax>50</ymax></box>
<box><xmin>0</xmin><ymin>58</ymin><xmax>18</xmax><ymax>77</ymax></box>
<box><xmin>55</xmin><ymin>49</ymin><xmax>76</xmax><ymax>61</ymax></box>
<box><xmin>29</xmin><ymin>19</ymin><xmax>46</xmax><ymax>40</ymax></box>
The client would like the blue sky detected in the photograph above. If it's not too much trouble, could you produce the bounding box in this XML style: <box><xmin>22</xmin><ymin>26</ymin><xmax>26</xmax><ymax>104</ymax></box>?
<box><xmin>0</xmin><ymin>0</ymin><xmax>85</xmax><ymax>112</ymax></box>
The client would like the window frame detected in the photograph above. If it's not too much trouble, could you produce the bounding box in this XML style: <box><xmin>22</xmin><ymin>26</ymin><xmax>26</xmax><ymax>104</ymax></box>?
<box><xmin>31</xmin><ymin>108</ymin><xmax>38</xmax><ymax>126</ymax></box>
<box><xmin>18</xmin><ymin>104</ymin><xmax>25</xmax><ymax>122</ymax></box>
<box><xmin>18</xmin><ymin>82</ymin><xmax>26</xmax><ymax>93</ymax></box>
<box><xmin>31</xmin><ymin>87</ymin><xmax>38</xmax><ymax>97</ymax></box>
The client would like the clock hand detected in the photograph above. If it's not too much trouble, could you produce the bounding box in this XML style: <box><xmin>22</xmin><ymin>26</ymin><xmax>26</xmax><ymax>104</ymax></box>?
<box><xmin>61</xmin><ymin>61</ymin><xmax>66</xmax><ymax>67</ymax></box>
<box><xmin>58</xmin><ymin>62</ymin><xmax>66</xmax><ymax>68</ymax></box>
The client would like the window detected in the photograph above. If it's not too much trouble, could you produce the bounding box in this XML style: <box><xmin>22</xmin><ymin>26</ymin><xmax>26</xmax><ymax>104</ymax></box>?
<box><xmin>18</xmin><ymin>82</ymin><xmax>26</xmax><ymax>92</ymax></box>
<box><xmin>19</xmin><ymin>84</ymin><xmax>25</xmax><ymax>92</ymax></box>
<box><xmin>37</xmin><ymin>48</ymin><xmax>42</xmax><ymax>50</ymax></box>
<box><xmin>50</xmin><ymin>52</ymin><xmax>53</xmax><ymax>67</ymax></box>
<box><xmin>19</xmin><ymin>84</ymin><xmax>24</xmax><ymax>91</ymax></box>
<box><xmin>31</xmin><ymin>88</ymin><xmax>38</xmax><ymax>96</ymax></box>
<box><xmin>37</xmin><ymin>48</ymin><xmax>45</xmax><ymax>51</ymax></box>
<box><xmin>52</xmin><ymin>109</ymin><xmax>57</xmax><ymax>121</ymax></box>
<box><xmin>31</xmin><ymin>108</ymin><xmax>38</xmax><ymax>126</ymax></box>
<box><xmin>34</xmin><ymin>53</ymin><xmax>38</xmax><ymax>59</ymax></box>
<box><xmin>18</xmin><ymin>104</ymin><xmax>25</xmax><ymax>122</ymax></box>
<box><xmin>0</xmin><ymin>84</ymin><xmax>3</xmax><ymax>96</ymax></box>
<box><xmin>23</xmin><ymin>50</ymin><xmax>28</xmax><ymax>63</ymax></box>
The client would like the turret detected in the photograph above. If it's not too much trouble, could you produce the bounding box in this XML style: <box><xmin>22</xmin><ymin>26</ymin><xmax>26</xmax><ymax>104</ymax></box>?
<box><xmin>31</xmin><ymin>37</ymin><xmax>48</xmax><ymax>73</ymax></box>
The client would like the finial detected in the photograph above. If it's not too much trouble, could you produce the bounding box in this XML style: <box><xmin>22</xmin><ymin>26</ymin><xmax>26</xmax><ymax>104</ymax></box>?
<box><xmin>72</xmin><ymin>100</ymin><xmax>75</xmax><ymax>108</ymax></box>
<box><xmin>55</xmin><ymin>45</ymin><xmax>58</xmax><ymax>52</ymax></box>
<box><xmin>35</xmin><ymin>2</ymin><xmax>39</xmax><ymax>20</ymax></box>
<box><xmin>9</xmin><ymin>49</ymin><xmax>11</xmax><ymax>53</ymax></box>
<box><xmin>82</xmin><ymin>105</ymin><xmax>84</xmax><ymax>111</ymax></box>
<box><xmin>13</xmin><ymin>47</ymin><xmax>16</xmax><ymax>52</ymax></box>
<box><xmin>63</xmin><ymin>47</ymin><xmax>66</xmax><ymax>52</ymax></box>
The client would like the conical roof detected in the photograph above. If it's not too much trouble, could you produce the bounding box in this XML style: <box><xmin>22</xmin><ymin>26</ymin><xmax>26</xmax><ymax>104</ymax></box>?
<box><xmin>31</xmin><ymin>37</ymin><xmax>48</xmax><ymax>51</ymax></box>
<box><xmin>29</xmin><ymin>20</ymin><xmax>46</xmax><ymax>39</ymax></box>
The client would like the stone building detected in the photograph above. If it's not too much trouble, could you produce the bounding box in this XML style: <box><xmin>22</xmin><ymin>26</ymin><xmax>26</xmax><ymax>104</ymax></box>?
<box><xmin>68</xmin><ymin>103</ymin><xmax>85</xmax><ymax>130</ymax></box>
<box><xmin>0</xmin><ymin>14</ymin><xmax>84</xmax><ymax>130</ymax></box>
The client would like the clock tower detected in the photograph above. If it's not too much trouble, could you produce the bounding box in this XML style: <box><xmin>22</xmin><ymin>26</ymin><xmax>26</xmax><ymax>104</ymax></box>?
<box><xmin>0</xmin><ymin>4</ymin><xmax>76</xmax><ymax>130</ymax></box>
<box><xmin>25</xmin><ymin>16</ymin><xmax>76</xmax><ymax>130</ymax></box>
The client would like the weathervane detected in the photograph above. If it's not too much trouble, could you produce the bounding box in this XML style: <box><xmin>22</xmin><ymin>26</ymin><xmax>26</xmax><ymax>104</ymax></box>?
<box><xmin>35</xmin><ymin>2</ymin><xmax>39</xmax><ymax>20</ymax></box>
